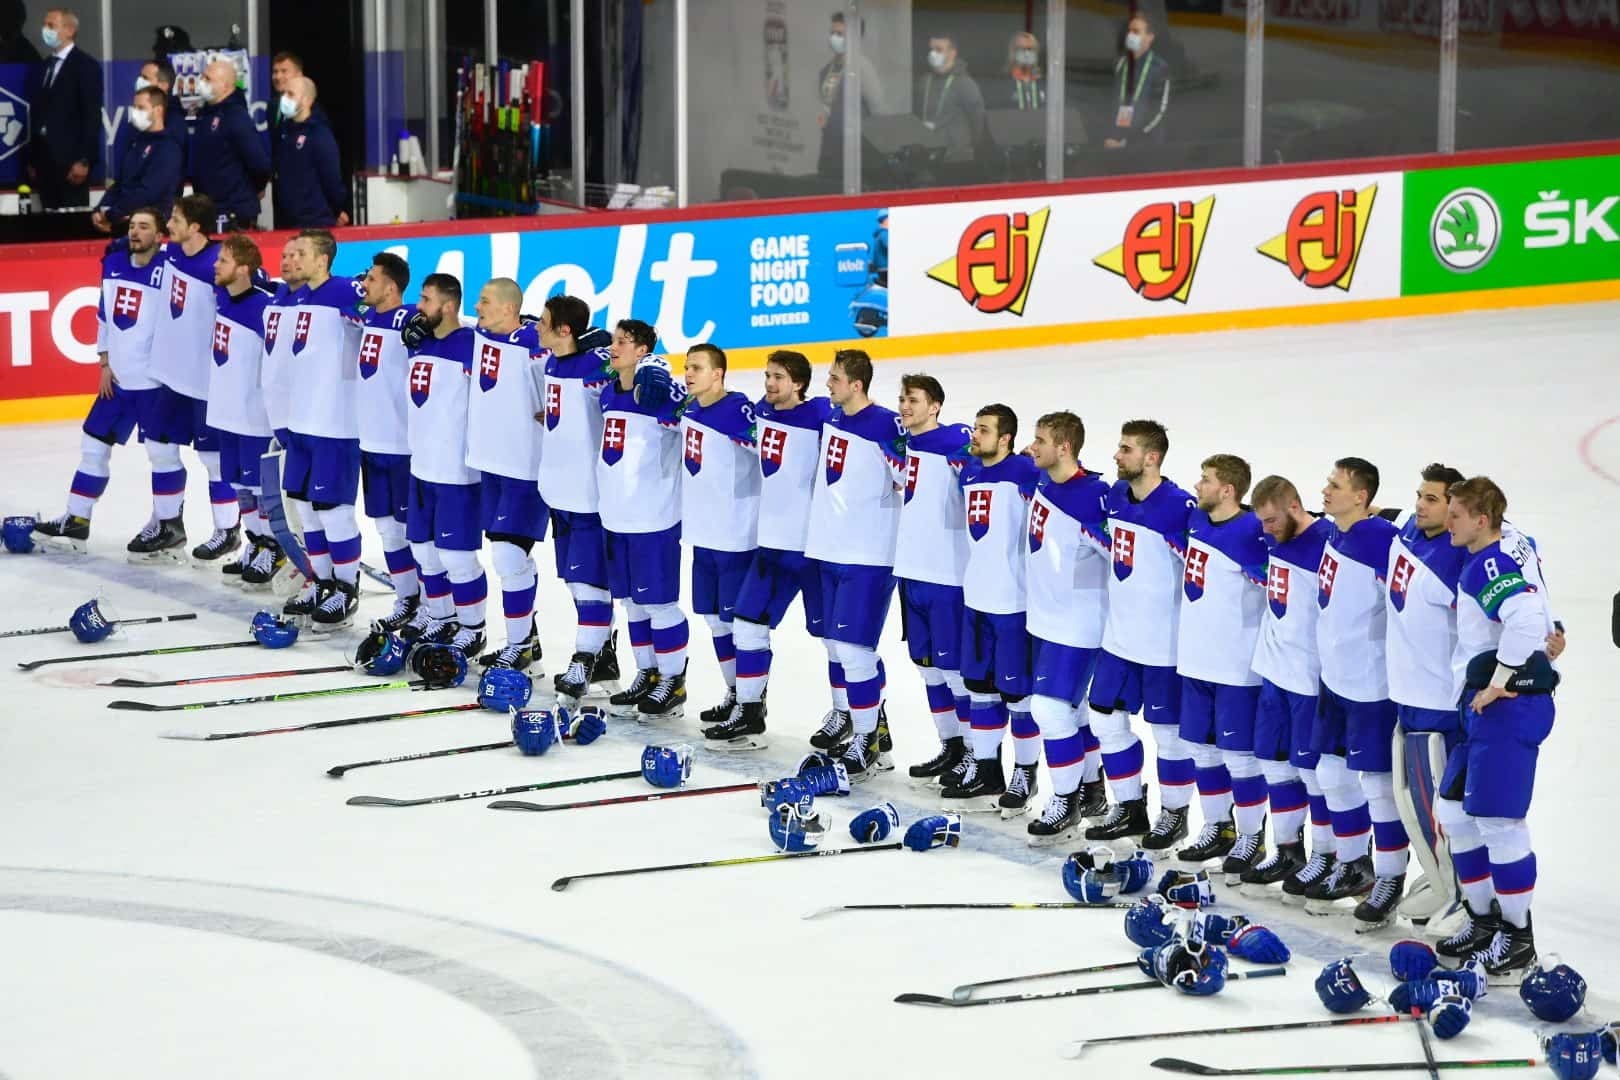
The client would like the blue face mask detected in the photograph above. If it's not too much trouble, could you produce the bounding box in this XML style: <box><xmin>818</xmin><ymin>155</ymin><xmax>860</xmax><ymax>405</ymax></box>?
<box><xmin>41</xmin><ymin>25</ymin><xmax>60</xmax><ymax>49</ymax></box>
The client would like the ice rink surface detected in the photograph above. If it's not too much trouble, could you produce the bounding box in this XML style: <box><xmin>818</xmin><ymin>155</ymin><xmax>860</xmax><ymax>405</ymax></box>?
<box><xmin>1</xmin><ymin>301</ymin><xmax>1617</xmax><ymax>1079</ymax></box>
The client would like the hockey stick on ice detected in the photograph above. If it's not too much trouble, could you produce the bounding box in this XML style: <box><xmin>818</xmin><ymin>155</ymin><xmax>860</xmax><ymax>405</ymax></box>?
<box><xmin>802</xmin><ymin>901</ymin><xmax>1138</xmax><ymax>919</ymax></box>
<box><xmin>1059</xmin><ymin>1013</ymin><xmax>1411</xmax><ymax>1059</ymax></box>
<box><xmin>951</xmin><ymin>959</ymin><xmax>1138</xmax><ymax>1001</ymax></box>
<box><xmin>0</xmin><ymin>612</ymin><xmax>197</xmax><ymax>639</ymax></box>
<box><xmin>1150</xmin><ymin>1055</ymin><xmax>1536</xmax><ymax>1075</ymax></box>
<box><xmin>489</xmin><ymin>782</ymin><xmax>757</xmax><ymax>812</ymax></box>
<box><xmin>161</xmin><ymin>700</ymin><xmax>484</xmax><ymax>741</ymax></box>
<box><xmin>19</xmin><ymin>638</ymin><xmax>261</xmax><ymax>671</ymax></box>
<box><xmin>347</xmin><ymin>769</ymin><xmax>642</xmax><ymax>807</ymax></box>
<box><xmin>896</xmin><ymin>966</ymin><xmax>1286</xmax><ymax>1007</ymax></box>
<box><xmin>552</xmin><ymin>842</ymin><xmax>906</xmax><ymax>892</ymax></box>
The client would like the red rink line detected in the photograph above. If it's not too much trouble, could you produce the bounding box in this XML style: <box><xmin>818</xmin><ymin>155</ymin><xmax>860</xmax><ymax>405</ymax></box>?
<box><xmin>1577</xmin><ymin>415</ymin><xmax>1620</xmax><ymax>489</ymax></box>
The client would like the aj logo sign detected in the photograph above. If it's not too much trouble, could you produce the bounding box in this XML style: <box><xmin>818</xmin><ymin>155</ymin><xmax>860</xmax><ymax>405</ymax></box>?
<box><xmin>1257</xmin><ymin>185</ymin><xmax>1378</xmax><ymax>291</ymax></box>
<box><xmin>1094</xmin><ymin>197</ymin><xmax>1215</xmax><ymax>303</ymax></box>
<box><xmin>926</xmin><ymin>208</ymin><xmax>1050</xmax><ymax>316</ymax></box>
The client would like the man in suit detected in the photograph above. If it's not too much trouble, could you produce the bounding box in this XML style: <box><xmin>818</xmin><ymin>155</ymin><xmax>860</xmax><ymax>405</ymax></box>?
<box><xmin>28</xmin><ymin>7</ymin><xmax>103</xmax><ymax>210</ymax></box>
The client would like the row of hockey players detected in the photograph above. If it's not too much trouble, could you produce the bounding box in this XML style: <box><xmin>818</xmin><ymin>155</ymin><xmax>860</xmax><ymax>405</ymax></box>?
<box><xmin>35</xmin><ymin>208</ymin><xmax>1561</xmax><ymax>982</ymax></box>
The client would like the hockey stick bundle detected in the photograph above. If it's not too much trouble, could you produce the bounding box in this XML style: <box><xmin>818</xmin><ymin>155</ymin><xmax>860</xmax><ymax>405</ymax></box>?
<box><xmin>551</xmin><ymin>842</ymin><xmax>905</xmax><ymax>892</ymax></box>
<box><xmin>346</xmin><ymin>769</ymin><xmax>642</xmax><ymax>808</ymax></box>
<box><xmin>489</xmin><ymin>782</ymin><xmax>757</xmax><ymax>812</ymax></box>
<box><xmin>160</xmin><ymin>701</ymin><xmax>484</xmax><ymax>741</ymax></box>
<box><xmin>19</xmin><ymin>638</ymin><xmax>261</xmax><ymax>671</ymax></box>
<box><xmin>803</xmin><ymin>901</ymin><xmax>1140</xmax><ymax>919</ymax></box>
<box><xmin>896</xmin><ymin>967</ymin><xmax>1286</xmax><ymax>1008</ymax></box>
<box><xmin>1</xmin><ymin>612</ymin><xmax>196</xmax><ymax>639</ymax></box>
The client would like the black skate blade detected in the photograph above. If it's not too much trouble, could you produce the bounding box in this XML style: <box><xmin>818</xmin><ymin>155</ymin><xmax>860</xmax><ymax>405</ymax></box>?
<box><xmin>893</xmin><ymin>992</ymin><xmax>956</xmax><ymax>1006</ymax></box>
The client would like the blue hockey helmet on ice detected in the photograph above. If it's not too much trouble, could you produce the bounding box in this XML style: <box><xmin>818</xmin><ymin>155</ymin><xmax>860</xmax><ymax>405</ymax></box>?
<box><xmin>512</xmin><ymin>708</ymin><xmax>563</xmax><ymax>756</ymax></box>
<box><xmin>2</xmin><ymin>515</ymin><xmax>38</xmax><ymax>554</ymax></box>
<box><xmin>478</xmin><ymin>666</ymin><xmax>533</xmax><ymax>712</ymax></box>
<box><xmin>411</xmin><ymin>643</ymin><xmax>468</xmax><ymax>689</ymax></box>
<box><xmin>69</xmin><ymin>598</ymin><xmax>115</xmax><ymax>643</ymax></box>
<box><xmin>1521</xmin><ymin>958</ymin><xmax>1587</xmax><ymax>1022</ymax></box>
<box><xmin>354</xmin><ymin>630</ymin><xmax>408</xmax><ymax>676</ymax></box>
<box><xmin>768</xmin><ymin>799</ymin><xmax>826</xmax><ymax>853</ymax></box>
<box><xmin>251</xmin><ymin>613</ymin><xmax>300</xmax><ymax>648</ymax></box>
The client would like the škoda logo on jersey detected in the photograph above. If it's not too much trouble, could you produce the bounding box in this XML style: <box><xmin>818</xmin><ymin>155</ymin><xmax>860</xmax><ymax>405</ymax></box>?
<box><xmin>925</xmin><ymin>208</ymin><xmax>1049</xmax><ymax>316</ymax></box>
<box><xmin>1094</xmin><ymin>196</ymin><xmax>1214</xmax><ymax>303</ymax></box>
<box><xmin>1256</xmin><ymin>185</ymin><xmax>1377</xmax><ymax>291</ymax></box>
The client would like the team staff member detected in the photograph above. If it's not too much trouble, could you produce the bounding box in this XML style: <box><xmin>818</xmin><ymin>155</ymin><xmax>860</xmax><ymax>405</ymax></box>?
<box><xmin>94</xmin><ymin>86</ymin><xmax>184</xmax><ymax>233</ymax></box>
<box><xmin>190</xmin><ymin>59</ymin><xmax>271</xmax><ymax>229</ymax></box>
<box><xmin>272</xmin><ymin>76</ymin><xmax>348</xmax><ymax>228</ymax></box>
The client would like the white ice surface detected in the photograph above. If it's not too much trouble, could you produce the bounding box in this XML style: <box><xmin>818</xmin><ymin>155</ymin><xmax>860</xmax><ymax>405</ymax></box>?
<box><xmin>1</xmin><ymin>301</ymin><xmax>1617</xmax><ymax>1079</ymax></box>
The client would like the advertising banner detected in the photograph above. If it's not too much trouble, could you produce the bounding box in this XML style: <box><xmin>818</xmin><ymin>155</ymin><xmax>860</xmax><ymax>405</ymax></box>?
<box><xmin>1401</xmin><ymin>154</ymin><xmax>1620</xmax><ymax>295</ymax></box>
<box><xmin>0</xmin><ymin>243</ymin><xmax>105</xmax><ymax>402</ymax></box>
<box><xmin>889</xmin><ymin>171</ymin><xmax>1403</xmax><ymax>336</ymax></box>
<box><xmin>349</xmin><ymin>208</ymin><xmax>890</xmax><ymax>353</ymax></box>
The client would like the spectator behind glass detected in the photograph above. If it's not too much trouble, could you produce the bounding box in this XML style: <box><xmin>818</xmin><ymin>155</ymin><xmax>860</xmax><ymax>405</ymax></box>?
<box><xmin>27</xmin><ymin>6</ymin><xmax>103</xmax><ymax>210</ymax></box>
<box><xmin>817</xmin><ymin>11</ymin><xmax>885</xmax><ymax>180</ymax></box>
<box><xmin>272</xmin><ymin>76</ymin><xmax>348</xmax><ymax>228</ymax></box>
<box><xmin>269</xmin><ymin>52</ymin><xmax>304</xmax><ymax>134</ymax></box>
<box><xmin>190</xmin><ymin>58</ymin><xmax>272</xmax><ymax>229</ymax></box>
<box><xmin>95</xmin><ymin>85</ymin><xmax>183</xmax><ymax>233</ymax></box>
<box><xmin>915</xmin><ymin>32</ymin><xmax>984</xmax><ymax>164</ymax></box>
<box><xmin>992</xmin><ymin>30</ymin><xmax>1045</xmax><ymax>112</ymax></box>
<box><xmin>1105</xmin><ymin>13</ymin><xmax>1170</xmax><ymax>150</ymax></box>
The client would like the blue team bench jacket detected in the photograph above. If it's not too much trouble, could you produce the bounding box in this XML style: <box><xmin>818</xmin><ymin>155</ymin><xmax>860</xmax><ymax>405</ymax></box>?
<box><xmin>272</xmin><ymin>111</ymin><xmax>347</xmax><ymax>228</ymax></box>
<box><xmin>100</xmin><ymin>125</ymin><xmax>184</xmax><ymax>225</ymax></box>
<box><xmin>190</xmin><ymin>92</ymin><xmax>272</xmax><ymax>226</ymax></box>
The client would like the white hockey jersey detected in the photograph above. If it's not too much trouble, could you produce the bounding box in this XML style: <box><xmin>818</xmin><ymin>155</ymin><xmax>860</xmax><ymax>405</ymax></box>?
<box><xmin>466</xmin><ymin>323</ymin><xmax>545</xmax><ymax>481</ymax></box>
<box><xmin>893</xmin><ymin>423</ymin><xmax>973</xmax><ymax>587</ymax></box>
<box><xmin>1252</xmin><ymin>518</ymin><xmax>1332</xmax><ymax>697</ymax></box>
<box><xmin>147</xmin><ymin>241</ymin><xmax>220</xmax><ymax>400</ymax></box>
<box><xmin>597</xmin><ymin>362</ymin><xmax>686</xmax><ymax>535</ymax></box>
<box><xmin>1316</xmin><ymin>515</ymin><xmax>1398</xmax><ymax>702</ymax></box>
<box><xmin>679</xmin><ymin>390</ymin><xmax>760</xmax><ymax>553</ymax></box>
<box><xmin>1452</xmin><ymin>531</ymin><xmax>1557</xmax><ymax>702</ymax></box>
<box><xmin>536</xmin><ymin>334</ymin><xmax>613</xmax><ymax>514</ymax></box>
<box><xmin>356</xmin><ymin>305</ymin><xmax>413</xmax><ymax>456</ymax></box>
<box><xmin>282</xmin><ymin>275</ymin><xmax>367</xmax><ymax>439</ymax></box>
<box><xmin>1026</xmin><ymin>465</ymin><xmax>1111</xmax><ymax>648</ymax></box>
<box><xmin>1101</xmin><ymin>478</ymin><xmax>1195</xmax><ymax>668</ymax></box>
<box><xmin>1176</xmin><ymin>508</ymin><xmax>1268</xmax><ymax>687</ymax></box>
<box><xmin>260</xmin><ymin>282</ymin><xmax>307</xmax><ymax>432</ymax></box>
<box><xmin>755</xmin><ymin>396</ymin><xmax>832</xmax><ymax>554</ymax></box>
<box><xmin>204</xmin><ymin>283</ymin><xmax>273</xmax><ymax>437</ymax></box>
<box><xmin>803</xmin><ymin>403</ymin><xmax>908</xmax><ymax>569</ymax></box>
<box><xmin>406</xmin><ymin>327</ymin><xmax>477</xmax><ymax>486</ymax></box>
<box><xmin>961</xmin><ymin>452</ymin><xmax>1040</xmax><ymax>615</ymax></box>
<box><xmin>96</xmin><ymin>247</ymin><xmax>166</xmax><ymax>391</ymax></box>
<box><xmin>1385</xmin><ymin>518</ymin><xmax>1468</xmax><ymax>711</ymax></box>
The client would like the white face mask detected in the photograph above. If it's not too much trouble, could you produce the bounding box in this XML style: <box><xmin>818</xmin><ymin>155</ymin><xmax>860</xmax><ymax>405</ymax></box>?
<box><xmin>41</xmin><ymin>25</ymin><xmax>59</xmax><ymax>49</ymax></box>
<box><xmin>1125</xmin><ymin>31</ymin><xmax>1146</xmax><ymax>53</ymax></box>
<box><xmin>129</xmin><ymin>107</ymin><xmax>153</xmax><ymax>132</ymax></box>
<box><xmin>197</xmin><ymin>80</ymin><xmax>217</xmax><ymax>104</ymax></box>
<box><xmin>1014</xmin><ymin>48</ymin><xmax>1038</xmax><ymax>66</ymax></box>
<box><xmin>279</xmin><ymin>95</ymin><xmax>299</xmax><ymax>119</ymax></box>
<box><xmin>135</xmin><ymin>75</ymin><xmax>153</xmax><ymax>92</ymax></box>
<box><xmin>928</xmin><ymin>49</ymin><xmax>948</xmax><ymax>72</ymax></box>
<box><xmin>829</xmin><ymin>32</ymin><xmax>846</xmax><ymax>54</ymax></box>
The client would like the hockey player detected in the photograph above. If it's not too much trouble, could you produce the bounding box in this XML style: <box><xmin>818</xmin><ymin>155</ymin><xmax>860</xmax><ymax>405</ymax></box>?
<box><xmin>1436</xmin><ymin>476</ymin><xmax>1557</xmax><ymax>980</ymax></box>
<box><xmin>136</xmin><ymin>193</ymin><xmax>227</xmax><ymax>561</ymax></box>
<box><xmin>1174</xmin><ymin>454</ymin><xmax>1270</xmax><ymax>877</ymax></box>
<box><xmin>279</xmin><ymin>229</ymin><xmax>368</xmax><ymax>629</ymax></box>
<box><xmin>536</xmin><ymin>295</ymin><xmax>619</xmax><ymax>702</ymax></box>
<box><xmin>399</xmin><ymin>274</ymin><xmax>488</xmax><ymax>648</ymax></box>
<box><xmin>354</xmin><ymin>253</ymin><xmax>420</xmax><ymax>631</ymax></box>
<box><xmin>1022</xmin><ymin>411</ymin><xmax>1112</xmax><ymax>844</ymax></box>
<box><xmin>202</xmin><ymin>233</ymin><xmax>274</xmax><ymax>589</ymax></box>
<box><xmin>717</xmin><ymin>350</ymin><xmax>832</xmax><ymax>749</ymax></box>
<box><xmin>1245</xmin><ymin>475</ymin><xmax>1335</xmax><ymax>900</ymax></box>
<box><xmin>466</xmin><ymin>277</ymin><xmax>548</xmax><ymax>668</ymax></box>
<box><xmin>597</xmin><ymin>319</ymin><xmax>690</xmax><ymax>718</ymax></box>
<box><xmin>889</xmin><ymin>374</ymin><xmax>973</xmax><ymax>783</ymax></box>
<box><xmin>239</xmin><ymin>235</ymin><xmax>309</xmax><ymax>590</ymax></box>
<box><xmin>942</xmin><ymin>403</ymin><xmax>1041</xmax><ymax>813</ymax></box>
<box><xmin>1084</xmin><ymin>420</ymin><xmax>1197</xmax><ymax>851</ymax></box>
<box><xmin>33</xmin><ymin>208</ymin><xmax>169</xmax><ymax>552</ymax></box>
<box><xmin>1381</xmin><ymin>463</ymin><xmax>1469</xmax><ymax>931</ymax></box>
<box><xmin>1308</xmin><ymin>457</ymin><xmax>1402</xmax><ymax>911</ymax></box>
<box><xmin>678</xmin><ymin>344</ymin><xmax>762</xmax><ymax>733</ymax></box>
<box><xmin>803</xmin><ymin>349</ymin><xmax>907</xmax><ymax>779</ymax></box>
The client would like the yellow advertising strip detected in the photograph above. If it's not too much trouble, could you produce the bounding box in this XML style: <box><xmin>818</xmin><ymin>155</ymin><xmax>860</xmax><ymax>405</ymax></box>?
<box><xmin>0</xmin><ymin>393</ymin><xmax>98</xmax><ymax>426</ymax></box>
<box><xmin>721</xmin><ymin>278</ymin><xmax>1620</xmax><ymax>371</ymax></box>
<box><xmin>2</xmin><ymin>278</ymin><xmax>1616</xmax><ymax>426</ymax></box>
